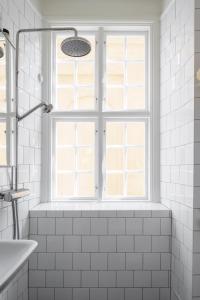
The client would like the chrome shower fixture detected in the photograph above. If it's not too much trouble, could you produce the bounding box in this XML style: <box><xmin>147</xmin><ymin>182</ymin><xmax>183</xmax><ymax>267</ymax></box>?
<box><xmin>43</xmin><ymin>103</ymin><xmax>53</xmax><ymax>113</ymax></box>
<box><xmin>61</xmin><ymin>36</ymin><xmax>91</xmax><ymax>57</ymax></box>
<box><xmin>17</xmin><ymin>102</ymin><xmax>53</xmax><ymax>121</ymax></box>
<box><xmin>11</xmin><ymin>26</ymin><xmax>91</xmax><ymax>239</ymax></box>
<box><xmin>16</xmin><ymin>27</ymin><xmax>91</xmax><ymax>58</ymax></box>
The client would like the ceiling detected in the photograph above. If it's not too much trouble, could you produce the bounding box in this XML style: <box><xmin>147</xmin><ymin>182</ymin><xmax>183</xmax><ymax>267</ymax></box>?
<box><xmin>30</xmin><ymin>0</ymin><xmax>167</xmax><ymax>22</ymax></box>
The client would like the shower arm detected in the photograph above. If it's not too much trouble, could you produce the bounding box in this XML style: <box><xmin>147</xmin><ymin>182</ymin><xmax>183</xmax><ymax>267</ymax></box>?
<box><xmin>17</xmin><ymin>102</ymin><xmax>49</xmax><ymax>121</ymax></box>
<box><xmin>15</xmin><ymin>27</ymin><xmax>78</xmax><ymax>191</ymax></box>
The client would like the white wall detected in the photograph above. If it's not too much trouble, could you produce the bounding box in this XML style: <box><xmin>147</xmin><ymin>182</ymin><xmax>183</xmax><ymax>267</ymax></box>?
<box><xmin>160</xmin><ymin>0</ymin><xmax>195</xmax><ymax>299</ymax></box>
<box><xmin>32</xmin><ymin>0</ymin><xmax>161</xmax><ymax>22</ymax></box>
<box><xmin>161</xmin><ymin>0</ymin><xmax>173</xmax><ymax>11</ymax></box>
<box><xmin>0</xmin><ymin>0</ymin><xmax>43</xmax><ymax>239</ymax></box>
<box><xmin>193</xmin><ymin>2</ymin><xmax>200</xmax><ymax>299</ymax></box>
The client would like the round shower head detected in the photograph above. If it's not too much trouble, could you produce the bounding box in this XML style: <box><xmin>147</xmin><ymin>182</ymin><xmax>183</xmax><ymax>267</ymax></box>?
<box><xmin>43</xmin><ymin>104</ymin><xmax>53</xmax><ymax>113</ymax></box>
<box><xmin>61</xmin><ymin>36</ymin><xmax>91</xmax><ymax>57</ymax></box>
<box><xmin>0</xmin><ymin>47</ymin><xmax>4</xmax><ymax>59</ymax></box>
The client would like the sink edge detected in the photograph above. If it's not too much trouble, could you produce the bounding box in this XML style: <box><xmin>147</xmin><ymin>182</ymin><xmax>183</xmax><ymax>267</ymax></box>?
<box><xmin>0</xmin><ymin>240</ymin><xmax>38</xmax><ymax>292</ymax></box>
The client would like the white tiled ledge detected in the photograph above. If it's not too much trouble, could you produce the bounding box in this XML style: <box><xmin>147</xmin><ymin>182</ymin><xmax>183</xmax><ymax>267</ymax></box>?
<box><xmin>30</xmin><ymin>202</ymin><xmax>171</xmax><ymax>218</ymax></box>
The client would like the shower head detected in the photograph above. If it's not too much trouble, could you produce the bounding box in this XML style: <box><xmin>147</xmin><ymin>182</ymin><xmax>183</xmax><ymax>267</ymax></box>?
<box><xmin>0</xmin><ymin>47</ymin><xmax>4</xmax><ymax>59</ymax></box>
<box><xmin>61</xmin><ymin>36</ymin><xmax>91</xmax><ymax>57</ymax></box>
<box><xmin>43</xmin><ymin>103</ymin><xmax>53</xmax><ymax>113</ymax></box>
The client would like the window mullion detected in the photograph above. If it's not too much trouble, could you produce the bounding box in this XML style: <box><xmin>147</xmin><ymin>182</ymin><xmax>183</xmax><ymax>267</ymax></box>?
<box><xmin>97</xmin><ymin>27</ymin><xmax>105</xmax><ymax>201</ymax></box>
<box><xmin>75</xmin><ymin>122</ymin><xmax>78</xmax><ymax>197</ymax></box>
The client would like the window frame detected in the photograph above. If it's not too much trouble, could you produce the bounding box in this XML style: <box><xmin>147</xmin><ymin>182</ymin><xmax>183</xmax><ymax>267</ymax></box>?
<box><xmin>42</xmin><ymin>23</ymin><xmax>159</xmax><ymax>202</ymax></box>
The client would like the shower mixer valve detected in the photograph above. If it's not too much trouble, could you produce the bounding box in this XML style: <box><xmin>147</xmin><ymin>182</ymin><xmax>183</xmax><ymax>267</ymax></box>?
<box><xmin>0</xmin><ymin>188</ymin><xmax>30</xmax><ymax>202</ymax></box>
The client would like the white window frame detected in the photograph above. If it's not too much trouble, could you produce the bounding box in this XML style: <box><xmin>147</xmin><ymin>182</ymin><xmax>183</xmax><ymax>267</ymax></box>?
<box><xmin>41</xmin><ymin>23</ymin><xmax>160</xmax><ymax>203</ymax></box>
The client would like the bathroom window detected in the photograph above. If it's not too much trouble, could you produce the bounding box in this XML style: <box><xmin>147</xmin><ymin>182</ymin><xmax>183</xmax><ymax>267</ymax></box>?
<box><xmin>50</xmin><ymin>26</ymin><xmax>153</xmax><ymax>201</ymax></box>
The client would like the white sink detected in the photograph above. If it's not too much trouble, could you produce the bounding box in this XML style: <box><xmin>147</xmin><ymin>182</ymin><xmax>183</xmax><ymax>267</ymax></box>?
<box><xmin>0</xmin><ymin>240</ymin><xmax>37</xmax><ymax>291</ymax></box>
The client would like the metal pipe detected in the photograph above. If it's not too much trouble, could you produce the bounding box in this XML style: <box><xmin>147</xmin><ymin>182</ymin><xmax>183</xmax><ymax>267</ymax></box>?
<box><xmin>15</xmin><ymin>27</ymin><xmax>77</xmax><ymax>191</ymax></box>
<box><xmin>17</xmin><ymin>27</ymin><xmax>77</xmax><ymax>36</ymax></box>
<box><xmin>11</xmin><ymin>200</ymin><xmax>16</xmax><ymax>239</ymax></box>
<box><xmin>15</xmin><ymin>200</ymin><xmax>20</xmax><ymax>239</ymax></box>
<box><xmin>17</xmin><ymin>102</ymin><xmax>48</xmax><ymax>121</ymax></box>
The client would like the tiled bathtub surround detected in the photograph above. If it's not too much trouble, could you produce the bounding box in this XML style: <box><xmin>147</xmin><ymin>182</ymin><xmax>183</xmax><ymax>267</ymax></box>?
<box><xmin>0</xmin><ymin>0</ymin><xmax>43</xmax><ymax>239</ymax></box>
<box><xmin>29</xmin><ymin>203</ymin><xmax>171</xmax><ymax>300</ymax></box>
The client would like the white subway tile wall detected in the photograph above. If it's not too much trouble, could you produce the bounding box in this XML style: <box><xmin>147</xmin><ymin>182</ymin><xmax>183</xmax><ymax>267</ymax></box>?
<box><xmin>0</xmin><ymin>0</ymin><xmax>42</xmax><ymax>299</ymax></box>
<box><xmin>160</xmin><ymin>0</ymin><xmax>195</xmax><ymax>300</ymax></box>
<box><xmin>29</xmin><ymin>209</ymin><xmax>171</xmax><ymax>300</ymax></box>
<box><xmin>194</xmin><ymin>0</ymin><xmax>200</xmax><ymax>299</ymax></box>
<box><xmin>0</xmin><ymin>0</ymin><xmax>42</xmax><ymax>240</ymax></box>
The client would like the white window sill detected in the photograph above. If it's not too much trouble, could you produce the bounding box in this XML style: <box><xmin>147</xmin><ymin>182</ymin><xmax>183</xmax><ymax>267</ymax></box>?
<box><xmin>30</xmin><ymin>202</ymin><xmax>171</xmax><ymax>218</ymax></box>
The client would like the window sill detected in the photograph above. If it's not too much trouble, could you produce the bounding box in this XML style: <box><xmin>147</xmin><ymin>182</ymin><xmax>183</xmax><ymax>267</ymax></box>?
<box><xmin>30</xmin><ymin>202</ymin><xmax>171</xmax><ymax>218</ymax></box>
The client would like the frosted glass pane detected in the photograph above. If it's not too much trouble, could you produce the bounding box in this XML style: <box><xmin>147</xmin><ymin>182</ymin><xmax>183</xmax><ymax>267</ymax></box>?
<box><xmin>0</xmin><ymin>123</ymin><xmax>6</xmax><ymax>145</ymax></box>
<box><xmin>106</xmin><ymin>173</ymin><xmax>123</xmax><ymax>196</ymax></box>
<box><xmin>107</xmin><ymin>63</ymin><xmax>124</xmax><ymax>85</ymax></box>
<box><xmin>78</xmin><ymin>173</ymin><xmax>94</xmax><ymax>196</ymax></box>
<box><xmin>106</xmin><ymin>148</ymin><xmax>124</xmax><ymax>170</ymax></box>
<box><xmin>57</xmin><ymin>148</ymin><xmax>75</xmax><ymax>171</ymax></box>
<box><xmin>106</xmin><ymin>123</ymin><xmax>124</xmax><ymax>145</ymax></box>
<box><xmin>0</xmin><ymin>90</ymin><xmax>6</xmax><ymax>113</ymax></box>
<box><xmin>105</xmin><ymin>34</ymin><xmax>147</xmax><ymax>111</ymax></box>
<box><xmin>57</xmin><ymin>88</ymin><xmax>74</xmax><ymax>110</ymax></box>
<box><xmin>0</xmin><ymin>149</ymin><xmax>6</xmax><ymax>165</ymax></box>
<box><xmin>77</xmin><ymin>123</ymin><xmax>94</xmax><ymax>145</ymax></box>
<box><xmin>57</xmin><ymin>63</ymin><xmax>74</xmax><ymax>85</ymax></box>
<box><xmin>106</xmin><ymin>88</ymin><xmax>124</xmax><ymax>110</ymax></box>
<box><xmin>127</xmin><ymin>36</ymin><xmax>145</xmax><ymax>60</ymax></box>
<box><xmin>56</xmin><ymin>122</ymin><xmax>75</xmax><ymax>145</ymax></box>
<box><xmin>77</xmin><ymin>88</ymin><xmax>94</xmax><ymax>110</ymax></box>
<box><xmin>107</xmin><ymin>36</ymin><xmax>124</xmax><ymax>60</ymax></box>
<box><xmin>127</xmin><ymin>147</ymin><xmax>144</xmax><ymax>170</ymax></box>
<box><xmin>77</xmin><ymin>62</ymin><xmax>94</xmax><ymax>84</ymax></box>
<box><xmin>78</xmin><ymin>148</ymin><xmax>94</xmax><ymax>171</ymax></box>
<box><xmin>55</xmin><ymin>121</ymin><xmax>96</xmax><ymax>198</ymax></box>
<box><xmin>127</xmin><ymin>173</ymin><xmax>145</xmax><ymax>196</ymax></box>
<box><xmin>57</xmin><ymin>173</ymin><xmax>75</xmax><ymax>197</ymax></box>
<box><xmin>127</xmin><ymin>123</ymin><xmax>145</xmax><ymax>145</ymax></box>
<box><xmin>127</xmin><ymin>62</ymin><xmax>145</xmax><ymax>85</ymax></box>
<box><xmin>127</xmin><ymin>87</ymin><xmax>145</xmax><ymax>110</ymax></box>
<box><xmin>0</xmin><ymin>65</ymin><xmax>6</xmax><ymax>86</ymax></box>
